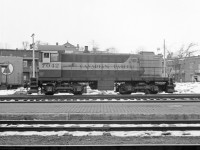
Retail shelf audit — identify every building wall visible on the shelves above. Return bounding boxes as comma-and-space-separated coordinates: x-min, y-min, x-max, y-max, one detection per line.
167, 56, 200, 82
0, 56, 23, 86
0, 49, 39, 82
184, 57, 200, 82
0, 49, 39, 58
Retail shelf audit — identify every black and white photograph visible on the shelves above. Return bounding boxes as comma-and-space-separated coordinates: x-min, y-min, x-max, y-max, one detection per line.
1, 0, 200, 149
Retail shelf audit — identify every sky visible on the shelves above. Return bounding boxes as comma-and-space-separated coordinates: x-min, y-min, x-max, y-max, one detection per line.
1, 0, 200, 54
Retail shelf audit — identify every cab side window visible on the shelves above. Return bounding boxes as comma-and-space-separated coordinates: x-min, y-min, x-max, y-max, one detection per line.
44, 53, 50, 58
51, 53, 58, 62
43, 53, 50, 63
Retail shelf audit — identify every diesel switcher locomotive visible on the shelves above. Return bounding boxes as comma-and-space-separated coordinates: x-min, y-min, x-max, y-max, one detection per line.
29, 49, 175, 95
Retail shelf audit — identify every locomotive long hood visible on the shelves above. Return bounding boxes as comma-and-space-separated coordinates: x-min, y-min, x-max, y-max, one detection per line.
61, 53, 140, 71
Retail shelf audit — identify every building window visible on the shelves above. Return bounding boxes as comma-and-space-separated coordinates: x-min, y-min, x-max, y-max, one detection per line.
23, 61, 27, 67
23, 75, 27, 81
189, 62, 194, 69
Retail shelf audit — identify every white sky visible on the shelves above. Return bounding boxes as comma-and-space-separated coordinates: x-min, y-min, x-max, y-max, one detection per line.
1, 0, 200, 54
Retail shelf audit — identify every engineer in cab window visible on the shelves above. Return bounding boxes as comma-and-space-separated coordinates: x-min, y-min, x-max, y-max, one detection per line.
44, 53, 49, 58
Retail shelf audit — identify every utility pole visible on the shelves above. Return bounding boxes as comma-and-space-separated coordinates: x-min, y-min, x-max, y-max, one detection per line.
31, 33, 35, 78
28, 33, 38, 94
163, 39, 166, 77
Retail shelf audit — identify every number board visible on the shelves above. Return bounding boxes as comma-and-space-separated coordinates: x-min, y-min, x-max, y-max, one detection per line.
39, 62, 61, 70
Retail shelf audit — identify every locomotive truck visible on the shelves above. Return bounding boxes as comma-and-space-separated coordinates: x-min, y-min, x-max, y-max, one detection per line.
29, 48, 175, 95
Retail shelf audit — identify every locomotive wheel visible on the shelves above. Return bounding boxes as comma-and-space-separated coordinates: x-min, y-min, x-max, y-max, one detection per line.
144, 89, 150, 94
73, 92, 83, 95
119, 87, 131, 95
119, 88, 126, 94
27, 92, 32, 94
150, 91, 158, 94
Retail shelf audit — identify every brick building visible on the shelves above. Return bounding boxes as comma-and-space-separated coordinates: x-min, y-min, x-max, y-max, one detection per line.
0, 49, 39, 82
166, 56, 200, 82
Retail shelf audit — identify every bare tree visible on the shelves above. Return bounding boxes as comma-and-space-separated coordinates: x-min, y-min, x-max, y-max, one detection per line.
177, 43, 197, 58
135, 46, 145, 54
185, 43, 197, 57
22, 41, 29, 50
106, 47, 118, 53
91, 40, 99, 52
167, 50, 173, 59
34, 40, 49, 50
79, 46, 85, 51
177, 45, 184, 58
93, 46, 99, 52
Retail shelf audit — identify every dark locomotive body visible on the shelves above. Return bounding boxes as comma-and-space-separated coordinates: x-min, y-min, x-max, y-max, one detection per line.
32, 50, 175, 95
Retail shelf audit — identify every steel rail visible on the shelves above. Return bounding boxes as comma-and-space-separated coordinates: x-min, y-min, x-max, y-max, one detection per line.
0, 145, 199, 150
1, 120, 200, 132
1, 126, 200, 132
1, 94, 200, 100
1, 100, 200, 103
1, 94, 200, 103
1, 120, 200, 124
1, 99, 200, 103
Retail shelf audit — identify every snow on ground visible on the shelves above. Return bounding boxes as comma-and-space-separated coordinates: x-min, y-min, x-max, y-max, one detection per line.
0, 82, 200, 95
1, 130, 200, 137
0, 87, 27, 95
174, 82, 200, 94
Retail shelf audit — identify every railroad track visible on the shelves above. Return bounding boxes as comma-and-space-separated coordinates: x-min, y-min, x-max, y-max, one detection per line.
1, 120, 200, 132
1, 94, 200, 102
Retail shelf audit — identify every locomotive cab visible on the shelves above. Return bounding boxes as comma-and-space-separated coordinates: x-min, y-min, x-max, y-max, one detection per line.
38, 51, 85, 95
42, 52, 51, 63
38, 51, 62, 95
